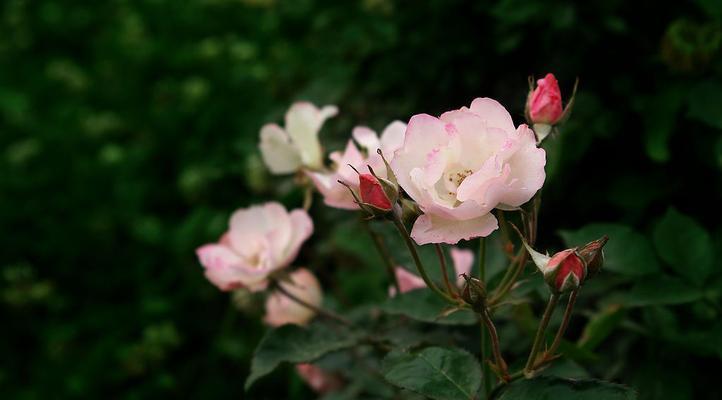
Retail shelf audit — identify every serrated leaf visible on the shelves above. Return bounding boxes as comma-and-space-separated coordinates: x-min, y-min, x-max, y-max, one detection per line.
381, 288, 477, 325
559, 224, 659, 276
382, 347, 481, 400
245, 322, 364, 390
653, 208, 713, 286
493, 376, 637, 399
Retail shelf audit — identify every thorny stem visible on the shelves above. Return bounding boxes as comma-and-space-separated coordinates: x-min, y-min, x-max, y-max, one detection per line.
478, 238, 493, 396
390, 214, 455, 303
524, 293, 560, 374
434, 244, 456, 297
544, 289, 579, 361
361, 218, 400, 294
272, 279, 353, 326
480, 308, 510, 381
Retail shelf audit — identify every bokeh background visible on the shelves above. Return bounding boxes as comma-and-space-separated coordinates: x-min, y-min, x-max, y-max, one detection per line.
2, 0, 722, 398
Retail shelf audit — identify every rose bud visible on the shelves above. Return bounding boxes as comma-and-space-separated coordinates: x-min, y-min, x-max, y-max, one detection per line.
359, 173, 393, 211
460, 273, 487, 313
577, 235, 608, 278
545, 249, 586, 293
523, 242, 587, 293
525, 73, 577, 143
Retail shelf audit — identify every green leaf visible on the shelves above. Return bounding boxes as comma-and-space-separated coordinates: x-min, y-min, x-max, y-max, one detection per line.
687, 80, 722, 129
493, 376, 637, 400
577, 305, 626, 351
381, 347, 481, 400
638, 87, 684, 162
618, 275, 704, 307
245, 322, 364, 390
559, 224, 659, 276
381, 289, 477, 325
653, 208, 713, 286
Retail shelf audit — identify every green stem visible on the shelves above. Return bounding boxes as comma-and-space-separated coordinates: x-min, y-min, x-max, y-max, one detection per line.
272, 279, 353, 326
390, 215, 454, 303
362, 218, 400, 294
524, 293, 559, 374
434, 244, 456, 297
489, 250, 527, 305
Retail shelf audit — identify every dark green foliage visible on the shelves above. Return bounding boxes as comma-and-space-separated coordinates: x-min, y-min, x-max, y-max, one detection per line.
1, 0, 722, 398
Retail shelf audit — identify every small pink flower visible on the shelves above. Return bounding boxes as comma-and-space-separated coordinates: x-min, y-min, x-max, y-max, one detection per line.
295, 363, 343, 394
307, 121, 406, 210
195, 202, 312, 291
264, 268, 322, 327
359, 174, 392, 211
390, 98, 546, 245
528, 73, 563, 125
389, 247, 474, 296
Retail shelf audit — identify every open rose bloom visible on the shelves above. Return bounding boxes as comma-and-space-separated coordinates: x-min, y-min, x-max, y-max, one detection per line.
391, 98, 546, 245
307, 121, 405, 210
259, 102, 338, 174
264, 268, 322, 327
195, 202, 313, 291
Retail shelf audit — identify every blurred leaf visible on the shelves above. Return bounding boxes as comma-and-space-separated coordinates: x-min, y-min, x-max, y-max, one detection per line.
559, 224, 660, 276
493, 376, 637, 400
687, 80, 722, 129
653, 208, 713, 285
381, 289, 477, 326
619, 275, 704, 307
245, 322, 364, 390
578, 305, 626, 351
638, 87, 684, 162
381, 347, 481, 400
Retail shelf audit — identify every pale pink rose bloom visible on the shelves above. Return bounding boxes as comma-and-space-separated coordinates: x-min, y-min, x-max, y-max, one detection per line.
528, 73, 563, 125
389, 247, 475, 296
391, 98, 546, 245
307, 121, 406, 210
264, 268, 323, 327
295, 363, 344, 394
195, 202, 313, 291
259, 102, 338, 174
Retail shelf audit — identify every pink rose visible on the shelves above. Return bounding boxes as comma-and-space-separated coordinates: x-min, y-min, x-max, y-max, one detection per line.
264, 268, 322, 327
195, 202, 313, 291
390, 98, 546, 245
307, 121, 406, 210
389, 247, 474, 296
259, 102, 338, 174
295, 363, 343, 394
528, 73, 563, 125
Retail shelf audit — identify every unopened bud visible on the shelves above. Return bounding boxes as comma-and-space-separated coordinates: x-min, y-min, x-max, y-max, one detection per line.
577, 235, 608, 278
545, 249, 586, 293
460, 274, 487, 312
359, 174, 392, 211
525, 73, 578, 143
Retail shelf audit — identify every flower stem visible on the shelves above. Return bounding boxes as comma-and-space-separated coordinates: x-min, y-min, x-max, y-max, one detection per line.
434, 244, 456, 297
390, 215, 454, 303
524, 293, 559, 374
480, 308, 509, 381
272, 279, 353, 326
362, 218, 400, 294
478, 238, 493, 396
545, 289, 579, 359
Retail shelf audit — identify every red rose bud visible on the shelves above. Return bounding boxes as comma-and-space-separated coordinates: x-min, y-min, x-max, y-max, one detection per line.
528, 73, 563, 125
545, 249, 586, 293
525, 73, 578, 143
359, 174, 392, 211
577, 235, 608, 278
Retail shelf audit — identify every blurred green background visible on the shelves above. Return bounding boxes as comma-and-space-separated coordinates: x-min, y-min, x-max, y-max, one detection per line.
2, 0, 722, 398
